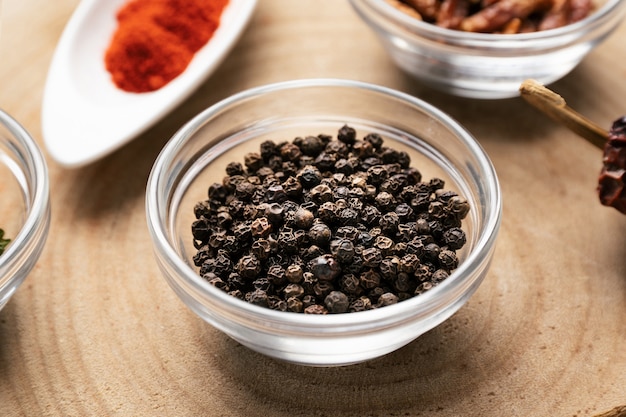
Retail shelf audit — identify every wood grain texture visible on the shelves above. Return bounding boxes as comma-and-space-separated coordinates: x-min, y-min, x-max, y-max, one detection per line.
1, 1, 626, 416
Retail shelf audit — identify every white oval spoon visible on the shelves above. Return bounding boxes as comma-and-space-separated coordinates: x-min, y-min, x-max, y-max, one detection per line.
42, 0, 257, 168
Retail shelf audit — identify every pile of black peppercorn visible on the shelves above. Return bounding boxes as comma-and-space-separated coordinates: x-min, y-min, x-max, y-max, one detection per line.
191, 125, 470, 314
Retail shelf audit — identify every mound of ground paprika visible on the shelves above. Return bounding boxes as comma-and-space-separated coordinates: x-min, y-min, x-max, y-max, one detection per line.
105, 0, 229, 93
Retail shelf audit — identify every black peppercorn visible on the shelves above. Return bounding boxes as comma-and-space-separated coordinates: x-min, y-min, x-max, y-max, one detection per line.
280, 143, 302, 162
251, 217, 272, 238
415, 281, 433, 295
285, 263, 304, 283
314, 152, 337, 172
377, 292, 399, 307
359, 269, 381, 289
309, 254, 341, 282
394, 272, 413, 293
349, 296, 372, 312
438, 249, 459, 270
442, 227, 467, 250
192, 125, 471, 313
432, 269, 449, 283
246, 289, 269, 307
225, 161, 244, 176
304, 304, 328, 314
298, 136, 324, 156
237, 255, 261, 279
338, 208, 359, 226
302, 245, 325, 261
308, 222, 332, 246
423, 242, 441, 262
379, 256, 400, 280
294, 207, 315, 229
318, 201, 339, 225
325, 291, 350, 313
308, 184, 333, 204
375, 191, 395, 211
362, 247, 382, 268
265, 184, 287, 203
364, 132, 383, 149
267, 264, 287, 286
337, 124, 357, 145
265, 203, 284, 225
191, 218, 212, 241
251, 238, 272, 260
374, 235, 395, 255
379, 212, 399, 235
283, 283, 305, 299
330, 238, 355, 264
287, 297, 304, 313
253, 277, 272, 292
296, 165, 322, 189
244, 152, 264, 172
339, 273, 361, 294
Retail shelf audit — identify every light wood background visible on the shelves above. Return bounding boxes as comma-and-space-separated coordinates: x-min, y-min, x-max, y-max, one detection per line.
1, 1, 626, 416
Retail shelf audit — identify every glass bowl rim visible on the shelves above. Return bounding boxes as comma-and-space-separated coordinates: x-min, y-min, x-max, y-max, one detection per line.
146, 78, 502, 328
349, 0, 625, 44
0, 108, 49, 272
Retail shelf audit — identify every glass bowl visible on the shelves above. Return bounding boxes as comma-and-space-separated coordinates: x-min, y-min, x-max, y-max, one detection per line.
349, 0, 626, 99
146, 79, 502, 366
0, 109, 51, 312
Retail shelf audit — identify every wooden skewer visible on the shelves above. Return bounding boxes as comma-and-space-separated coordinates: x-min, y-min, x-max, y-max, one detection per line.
519, 79, 608, 149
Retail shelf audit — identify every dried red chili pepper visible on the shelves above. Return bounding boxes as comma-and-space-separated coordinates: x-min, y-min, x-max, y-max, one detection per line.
598, 117, 626, 214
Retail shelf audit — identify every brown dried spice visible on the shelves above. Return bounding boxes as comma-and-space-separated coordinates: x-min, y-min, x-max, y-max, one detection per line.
389, 0, 594, 33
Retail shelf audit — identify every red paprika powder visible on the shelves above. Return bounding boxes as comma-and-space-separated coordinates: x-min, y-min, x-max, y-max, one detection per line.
105, 0, 229, 93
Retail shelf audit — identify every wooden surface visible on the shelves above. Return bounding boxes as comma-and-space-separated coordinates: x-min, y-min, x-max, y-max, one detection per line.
1, 1, 626, 416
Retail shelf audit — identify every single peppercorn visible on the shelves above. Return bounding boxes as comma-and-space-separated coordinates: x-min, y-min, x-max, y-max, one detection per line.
304, 304, 328, 315
325, 291, 350, 313
339, 273, 361, 294
294, 207, 315, 229
287, 297, 304, 313
350, 296, 372, 312
308, 222, 332, 246
377, 292, 399, 307
265, 203, 284, 224
283, 283, 305, 299
362, 247, 383, 268
360, 269, 381, 289
309, 254, 341, 281
246, 289, 269, 307
442, 227, 467, 250
337, 124, 357, 144
237, 255, 261, 279
330, 238, 356, 264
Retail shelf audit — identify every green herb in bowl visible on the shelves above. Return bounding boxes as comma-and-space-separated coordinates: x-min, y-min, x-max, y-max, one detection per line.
0, 229, 10, 255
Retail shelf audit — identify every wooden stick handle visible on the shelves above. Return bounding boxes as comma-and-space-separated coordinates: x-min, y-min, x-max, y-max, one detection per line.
519, 79, 608, 149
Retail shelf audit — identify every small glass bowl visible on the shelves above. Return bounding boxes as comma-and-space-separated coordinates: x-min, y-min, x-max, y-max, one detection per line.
349, 0, 626, 99
0, 109, 51, 312
146, 79, 502, 366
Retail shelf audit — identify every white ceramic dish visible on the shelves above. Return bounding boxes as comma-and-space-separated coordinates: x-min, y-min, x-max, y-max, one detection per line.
42, 0, 257, 168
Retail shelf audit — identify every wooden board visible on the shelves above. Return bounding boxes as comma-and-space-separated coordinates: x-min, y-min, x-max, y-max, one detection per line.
1, 1, 625, 416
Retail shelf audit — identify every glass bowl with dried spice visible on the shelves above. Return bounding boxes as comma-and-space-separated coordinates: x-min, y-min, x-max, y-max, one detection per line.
146, 79, 501, 366
349, 0, 626, 99
0, 109, 51, 312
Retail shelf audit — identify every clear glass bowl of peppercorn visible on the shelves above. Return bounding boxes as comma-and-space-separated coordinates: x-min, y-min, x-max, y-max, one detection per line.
146, 78, 501, 366
349, 0, 626, 99
0, 109, 51, 312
